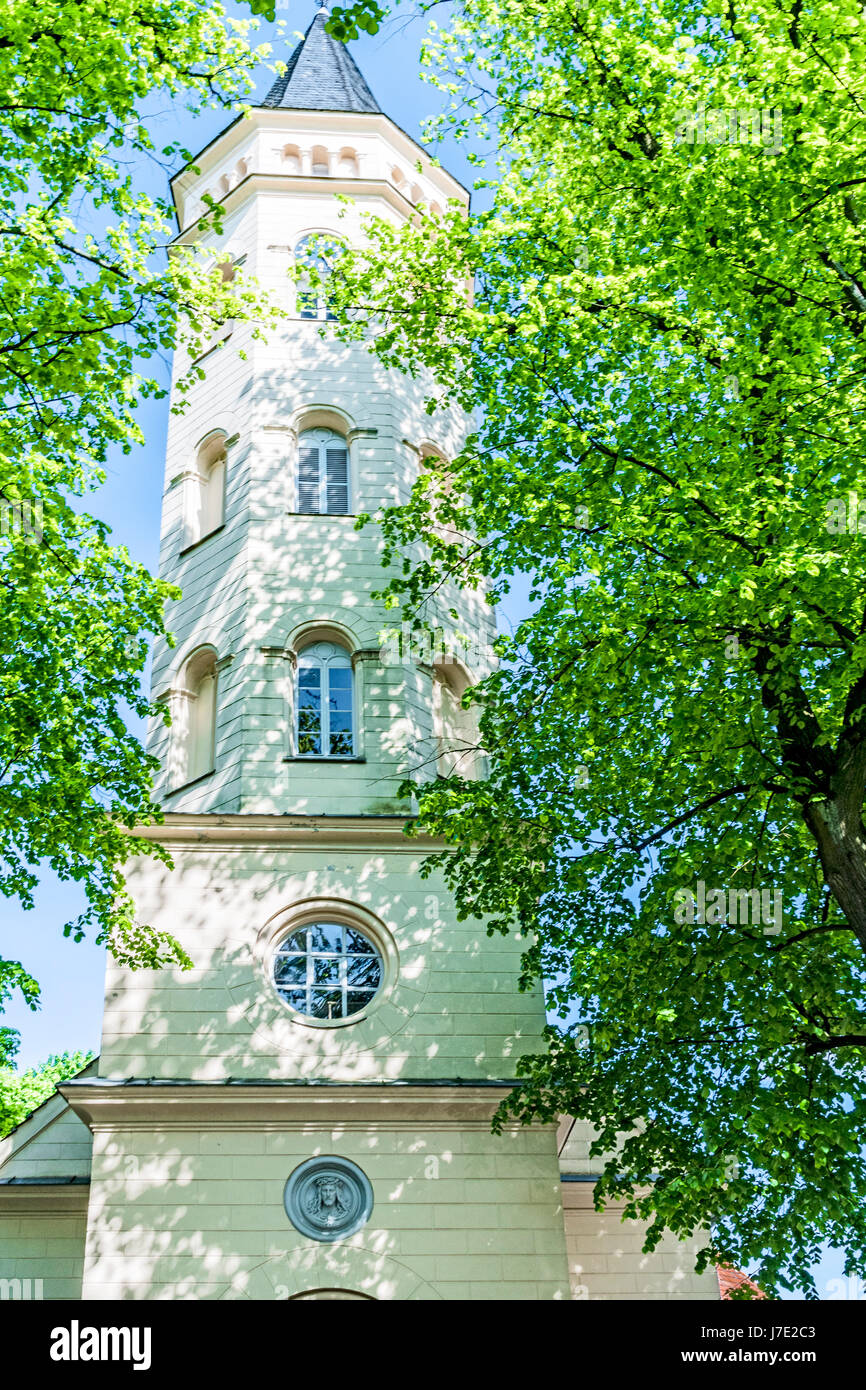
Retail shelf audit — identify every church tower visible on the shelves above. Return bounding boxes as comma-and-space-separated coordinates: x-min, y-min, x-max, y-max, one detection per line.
59, 9, 572, 1301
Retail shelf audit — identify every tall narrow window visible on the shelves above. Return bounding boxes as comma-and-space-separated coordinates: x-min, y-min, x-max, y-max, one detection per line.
296, 641, 354, 757
294, 234, 341, 320
433, 662, 479, 778
296, 428, 350, 514
187, 431, 227, 546
173, 646, 218, 786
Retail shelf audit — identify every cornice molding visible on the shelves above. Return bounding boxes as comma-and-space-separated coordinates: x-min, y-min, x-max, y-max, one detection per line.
0, 1092, 69, 1169
124, 812, 444, 852
170, 108, 469, 202
175, 175, 425, 244
0, 1182, 90, 1211
60, 1081, 530, 1132
351, 647, 383, 668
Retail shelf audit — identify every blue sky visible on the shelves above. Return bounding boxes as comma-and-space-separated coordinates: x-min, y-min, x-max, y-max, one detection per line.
0, 1, 853, 1300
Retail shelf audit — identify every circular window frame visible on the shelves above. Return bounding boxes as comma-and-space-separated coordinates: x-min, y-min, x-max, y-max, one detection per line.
272, 921, 383, 1025
257, 898, 399, 1030
284, 1156, 374, 1243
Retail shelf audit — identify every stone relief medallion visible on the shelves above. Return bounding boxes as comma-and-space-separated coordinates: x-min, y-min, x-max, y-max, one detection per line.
284, 1157, 374, 1242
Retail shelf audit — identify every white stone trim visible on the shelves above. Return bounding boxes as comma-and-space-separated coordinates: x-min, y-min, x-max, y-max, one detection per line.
123, 812, 445, 851
60, 1082, 524, 1131
256, 897, 400, 1032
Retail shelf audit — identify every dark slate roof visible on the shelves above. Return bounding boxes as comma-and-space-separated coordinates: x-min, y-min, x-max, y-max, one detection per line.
61, 1077, 517, 1087
0, 1176, 90, 1186
261, 7, 381, 115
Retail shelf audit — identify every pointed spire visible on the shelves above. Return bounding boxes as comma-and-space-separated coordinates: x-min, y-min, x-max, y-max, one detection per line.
261, 5, 381, 115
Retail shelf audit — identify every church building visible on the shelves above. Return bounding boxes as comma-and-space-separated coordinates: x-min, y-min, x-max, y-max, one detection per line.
0, 8, 718, 1302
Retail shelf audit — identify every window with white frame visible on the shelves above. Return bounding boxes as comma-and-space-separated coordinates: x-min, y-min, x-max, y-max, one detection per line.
172, 646, 218, 786
187, 431, 227, 545
419, 443, 463, 545
296, 640, 354, 757
433, 661, 479, 778
294, 234, 341, 320
273, 922, 382, 1020
296, 428, 350, 514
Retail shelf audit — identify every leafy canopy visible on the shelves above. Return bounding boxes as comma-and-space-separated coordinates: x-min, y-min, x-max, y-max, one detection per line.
0, 1, 275, 1039
323, 0, 866, 1296
0, 1047, 93, 1139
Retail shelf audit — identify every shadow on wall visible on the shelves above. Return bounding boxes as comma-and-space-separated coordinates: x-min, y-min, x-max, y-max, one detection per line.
84, 1108, 566, 1300
80, 841, 560, 1298
151, 332, 492, 817
114, 844, 538, 1085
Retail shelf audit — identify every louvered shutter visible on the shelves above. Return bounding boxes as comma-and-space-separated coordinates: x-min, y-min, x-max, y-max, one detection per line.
297, 447, 320, 512
325, 447, 349, 514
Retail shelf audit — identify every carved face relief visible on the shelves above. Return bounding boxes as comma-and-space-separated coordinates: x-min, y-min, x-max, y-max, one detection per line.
305, 1176, 350, 1224
285, 1158, 374, 1242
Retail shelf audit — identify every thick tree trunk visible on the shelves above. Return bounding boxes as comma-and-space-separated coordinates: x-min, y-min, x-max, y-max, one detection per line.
804, 796, 866, 959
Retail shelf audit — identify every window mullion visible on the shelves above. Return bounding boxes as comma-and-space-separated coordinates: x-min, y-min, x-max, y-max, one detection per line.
306, 930, 313, 1015
273, 922, 381, 1020
340, 927, 347, 1015
319, 443, 328, 513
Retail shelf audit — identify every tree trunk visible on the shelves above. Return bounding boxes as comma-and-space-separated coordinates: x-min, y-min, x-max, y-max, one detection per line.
804, 796, 866, 958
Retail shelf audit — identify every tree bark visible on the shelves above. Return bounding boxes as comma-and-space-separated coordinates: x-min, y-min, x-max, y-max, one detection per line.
803, 777, 866, 959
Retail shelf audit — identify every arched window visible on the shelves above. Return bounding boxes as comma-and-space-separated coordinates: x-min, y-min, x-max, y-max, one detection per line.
296, 428, 350, 514
296, 640, 354, 757
291, 1289, 375, 1300
188, 256, 238, 367
294, 234, 342, 320
173, 646, 218, 786
282, 143, 302, 173
433, 662, 479, 778
311, 145, 330, 175
337, 147, 358, 176
419, 442, 461, 545
187, 431, 227, 545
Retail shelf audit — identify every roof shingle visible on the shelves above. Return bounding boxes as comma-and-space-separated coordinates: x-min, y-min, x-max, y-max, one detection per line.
717, 1266, 767, 1299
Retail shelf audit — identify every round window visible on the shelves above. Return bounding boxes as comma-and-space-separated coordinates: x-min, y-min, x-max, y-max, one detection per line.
273, 922, 383, 1020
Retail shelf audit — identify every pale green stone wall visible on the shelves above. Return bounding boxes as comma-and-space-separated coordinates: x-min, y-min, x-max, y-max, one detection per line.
81, 1121, 570, 1301
0, 1099, 93, 1300
0, 1197, 88, 1301
106, 839, 543, 1083
563, 1182, 720, 1301
149, 155, 493, 822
